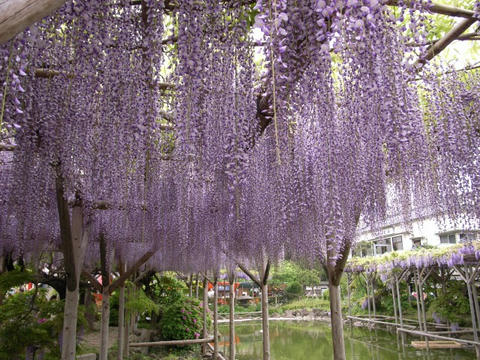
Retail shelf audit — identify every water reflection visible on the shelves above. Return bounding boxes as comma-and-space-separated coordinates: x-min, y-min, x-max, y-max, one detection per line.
219, 321, 474, 360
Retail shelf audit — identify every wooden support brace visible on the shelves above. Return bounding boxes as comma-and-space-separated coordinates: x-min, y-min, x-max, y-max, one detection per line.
109, 249, 156, 293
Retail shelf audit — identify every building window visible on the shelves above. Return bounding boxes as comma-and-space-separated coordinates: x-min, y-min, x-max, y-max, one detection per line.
459, 232, 477, 243
392, 235, 403, 251
353, 242, 373, 257
374, 238, 391, 255
440, 233, 456, 244
412, 237, 423, 248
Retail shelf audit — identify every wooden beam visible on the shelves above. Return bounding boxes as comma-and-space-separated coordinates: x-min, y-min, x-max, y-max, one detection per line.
262, 259, 270, 285
82, 270, 102, 292
0, 143, 15, 151
130, 337, 214, 347
34, 68, 176, 92
237, 262, 261, 287
0, 0, 68, 45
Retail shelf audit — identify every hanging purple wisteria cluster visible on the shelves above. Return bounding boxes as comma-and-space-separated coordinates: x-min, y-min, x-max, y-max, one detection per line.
346, 243, 480, 278
0, 0, 479, 276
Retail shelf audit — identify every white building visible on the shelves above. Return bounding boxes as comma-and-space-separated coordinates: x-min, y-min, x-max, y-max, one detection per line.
354, 215, 480, 257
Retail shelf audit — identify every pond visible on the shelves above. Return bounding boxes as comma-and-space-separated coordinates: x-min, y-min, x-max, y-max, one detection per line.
218, 320, 475, 360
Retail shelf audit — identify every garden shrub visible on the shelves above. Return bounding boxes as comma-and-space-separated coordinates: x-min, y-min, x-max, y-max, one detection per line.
429, 281, 470, 325
285, 282, 303, 299
159, 297, 207, 341
0, 288, 65, 360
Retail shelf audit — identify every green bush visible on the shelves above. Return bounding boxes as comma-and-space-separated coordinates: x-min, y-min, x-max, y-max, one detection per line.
159, 298, 206, 341
429, 281, 470, 324
286, 282, 303, 295
152, 275, 187, 308
0, 288, 65, 360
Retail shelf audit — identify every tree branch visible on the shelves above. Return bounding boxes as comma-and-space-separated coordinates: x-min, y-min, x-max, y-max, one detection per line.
0, 0, 68, 45
417, 17, 477, 66
386, 0, 475, 19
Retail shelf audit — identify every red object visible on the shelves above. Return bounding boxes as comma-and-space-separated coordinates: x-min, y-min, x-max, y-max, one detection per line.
207, 281, 240, 291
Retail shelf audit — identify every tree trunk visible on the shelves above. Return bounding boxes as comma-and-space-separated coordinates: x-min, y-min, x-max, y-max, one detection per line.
61, 285, 80, 360
61, 206, 88, 360
99, 288, 110, 360
117, 281, 126, 360
202, 276, 209, 356
329, 282, 346, 360
261, 283, 270, 360
229, 275, 236, 360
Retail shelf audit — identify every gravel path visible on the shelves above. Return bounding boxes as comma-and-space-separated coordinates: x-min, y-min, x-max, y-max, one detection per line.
81, 326, 119, 351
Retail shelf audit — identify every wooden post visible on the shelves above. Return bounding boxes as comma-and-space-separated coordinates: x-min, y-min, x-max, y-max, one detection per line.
347, 273, 352, 318
261, 260, 271, 360
117, 263, 126, 360
237, 259, 271, 360
396, 274, 404, 327
371, 274, 376, 318
328, 281, 345, 360
202, 276, 209, 356
414, 273, 423, 331
418, 269, 430, 334
213, 274, 219, 359
189, 274, 193, 297
363, 274, 371, 320
456, 265, 480, 359
229, 272, 236, 360
391, 278, 398, 324
99, 235, 112, 360
195, 273, 200, 299
470, 266, 480, 335
100, 288, 111, 360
